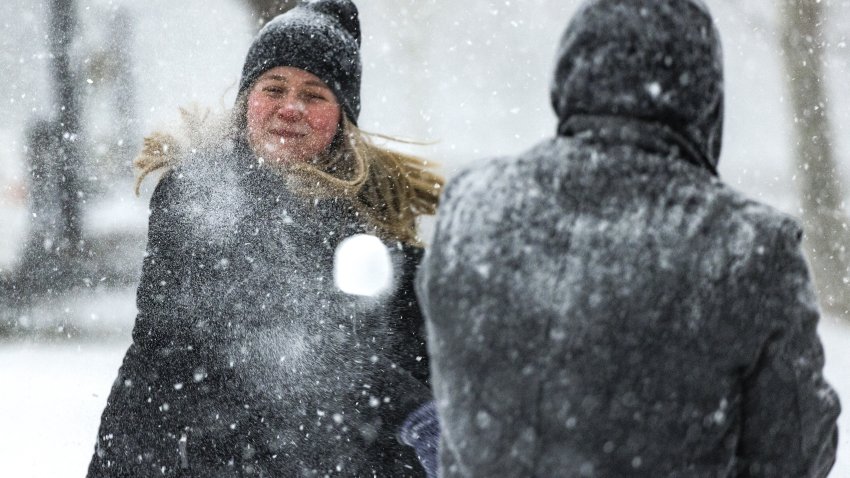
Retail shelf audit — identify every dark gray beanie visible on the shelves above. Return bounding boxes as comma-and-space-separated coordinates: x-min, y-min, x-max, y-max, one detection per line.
238, 0, 362, 124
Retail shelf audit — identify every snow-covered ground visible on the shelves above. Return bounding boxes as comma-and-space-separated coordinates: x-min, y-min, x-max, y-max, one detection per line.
0, 339, 129, 477
0, 317, 847, 477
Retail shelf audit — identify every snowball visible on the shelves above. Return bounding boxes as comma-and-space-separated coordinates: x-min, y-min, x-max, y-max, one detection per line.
333, 234, 393, 297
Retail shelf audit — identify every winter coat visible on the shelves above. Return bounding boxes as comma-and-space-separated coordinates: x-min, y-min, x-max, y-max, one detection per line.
87, 140, 431, 478
416, 0, 840, 477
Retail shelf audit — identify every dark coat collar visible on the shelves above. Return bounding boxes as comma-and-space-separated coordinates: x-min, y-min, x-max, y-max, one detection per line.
559, 114, 719, 176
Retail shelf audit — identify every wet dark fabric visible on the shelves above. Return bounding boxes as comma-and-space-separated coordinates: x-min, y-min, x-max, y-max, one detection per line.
239, 0, 362, 124
87, 143, 430, 477
417, 1, 840, 477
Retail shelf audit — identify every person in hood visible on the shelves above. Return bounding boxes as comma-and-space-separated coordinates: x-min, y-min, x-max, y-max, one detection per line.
87, 1, 442, 476
412, 0, 841, 476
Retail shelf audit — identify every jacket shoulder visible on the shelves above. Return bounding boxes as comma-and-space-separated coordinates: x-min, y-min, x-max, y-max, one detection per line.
441, 138, 564, 210
711, 183, 803, 246
441, 156, 514, 204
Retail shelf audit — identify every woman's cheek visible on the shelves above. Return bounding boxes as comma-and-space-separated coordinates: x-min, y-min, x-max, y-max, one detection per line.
309, 105, 341, 133
247, 96, 274, 125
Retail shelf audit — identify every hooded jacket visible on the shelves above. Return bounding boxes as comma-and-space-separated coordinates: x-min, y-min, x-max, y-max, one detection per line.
87, 139, 430, 477
417, 1, 840, 476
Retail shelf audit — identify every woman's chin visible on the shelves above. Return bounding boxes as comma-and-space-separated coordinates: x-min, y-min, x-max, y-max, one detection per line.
257, 146, 309, 166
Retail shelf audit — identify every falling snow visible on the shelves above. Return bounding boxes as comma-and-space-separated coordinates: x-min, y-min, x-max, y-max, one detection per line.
1, 0, 849, 476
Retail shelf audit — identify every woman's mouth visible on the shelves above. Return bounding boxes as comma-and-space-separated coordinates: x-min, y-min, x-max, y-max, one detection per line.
270, 128, 309, 139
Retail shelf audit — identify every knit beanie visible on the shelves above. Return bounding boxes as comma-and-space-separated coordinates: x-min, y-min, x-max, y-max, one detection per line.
238, 0, 362, 124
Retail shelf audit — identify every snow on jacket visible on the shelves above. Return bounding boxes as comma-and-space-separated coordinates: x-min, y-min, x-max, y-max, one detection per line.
416, 0, 840, 477
87, 140, 431, 477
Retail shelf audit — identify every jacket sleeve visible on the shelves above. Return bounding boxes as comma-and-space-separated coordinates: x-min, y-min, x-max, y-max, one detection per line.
373, 244, 433, 430
131, 171, 183, 350
365, 274, 433, 478
736, 220, 841, 478
88, 172, 186, 476
391, 245, 431, 385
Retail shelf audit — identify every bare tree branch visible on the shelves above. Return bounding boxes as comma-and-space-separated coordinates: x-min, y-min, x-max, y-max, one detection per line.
48, 0, 84, 251
780, 0, 850, 320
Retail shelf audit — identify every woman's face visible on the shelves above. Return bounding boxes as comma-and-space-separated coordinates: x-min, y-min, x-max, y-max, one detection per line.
246, 66, 342, 164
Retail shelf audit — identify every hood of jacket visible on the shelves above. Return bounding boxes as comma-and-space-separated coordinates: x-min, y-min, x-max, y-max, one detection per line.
551, 0, 724, 174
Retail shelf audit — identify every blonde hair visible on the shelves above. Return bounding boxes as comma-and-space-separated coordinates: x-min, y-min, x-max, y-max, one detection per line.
134, 106, 443, 245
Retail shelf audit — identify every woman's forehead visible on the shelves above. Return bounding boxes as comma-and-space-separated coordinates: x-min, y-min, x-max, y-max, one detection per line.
256, 66, 331, 89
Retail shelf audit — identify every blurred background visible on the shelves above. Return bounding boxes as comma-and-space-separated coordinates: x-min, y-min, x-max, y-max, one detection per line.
0, 0, 848, 475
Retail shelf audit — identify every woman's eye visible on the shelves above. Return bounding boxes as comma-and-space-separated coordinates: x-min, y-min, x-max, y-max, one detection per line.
304, 92, 327, 102
264, 86, 284, 95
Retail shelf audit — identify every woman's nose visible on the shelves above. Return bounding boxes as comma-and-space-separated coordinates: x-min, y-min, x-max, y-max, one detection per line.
277, 96, 305, 121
